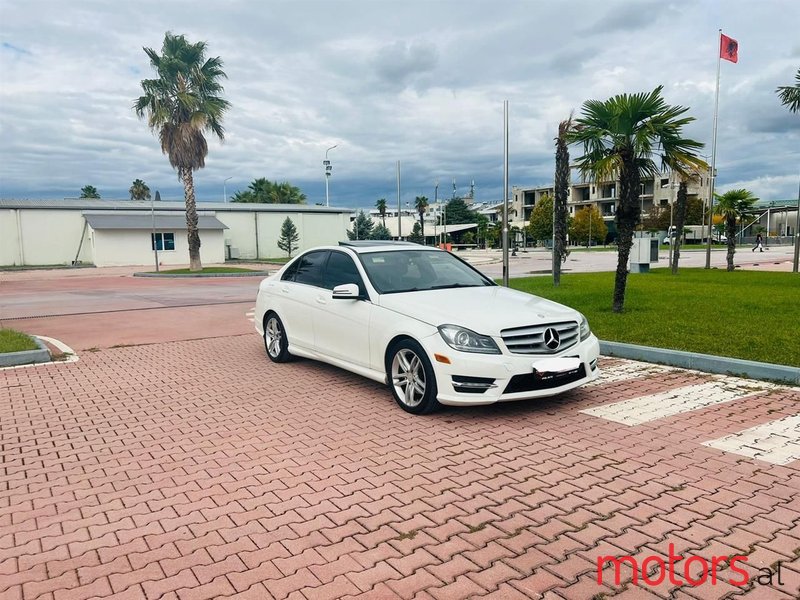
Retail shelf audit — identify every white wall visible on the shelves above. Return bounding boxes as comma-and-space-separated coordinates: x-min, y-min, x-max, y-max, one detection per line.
91, 229, 225, 267
215, 211, 349, 259
0, 207, 349, 266
0, 209, 92, 266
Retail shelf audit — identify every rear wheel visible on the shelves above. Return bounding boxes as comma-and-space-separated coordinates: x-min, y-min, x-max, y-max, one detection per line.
386, 339, 439, 415
264, 313, 291, 363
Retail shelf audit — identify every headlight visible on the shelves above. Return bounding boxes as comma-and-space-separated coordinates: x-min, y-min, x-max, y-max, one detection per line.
579, 313, 591, 341
438, 324, 501, 354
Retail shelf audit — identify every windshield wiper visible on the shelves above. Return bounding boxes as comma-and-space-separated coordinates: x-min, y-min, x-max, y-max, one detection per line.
428, 283, 483, 290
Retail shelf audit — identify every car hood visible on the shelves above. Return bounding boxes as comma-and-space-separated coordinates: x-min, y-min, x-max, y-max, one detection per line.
378, 286, 581, 335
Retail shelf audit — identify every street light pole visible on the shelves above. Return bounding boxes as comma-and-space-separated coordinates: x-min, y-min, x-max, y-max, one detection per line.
223, 177, 232, 203
324, 145, 337, 207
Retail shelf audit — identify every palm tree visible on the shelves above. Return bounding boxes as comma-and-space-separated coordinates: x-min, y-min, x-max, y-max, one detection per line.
129, 179, 151, 201
80, 185, 100, 199
133, 32, 230, 271
671, 179, 689, 275
553, 114, 574, 286
776, 68, 800, 113
714, 189, 758, 271
376, 198, 387, 227
566, 86, 705, 312
414, 196, 429, 243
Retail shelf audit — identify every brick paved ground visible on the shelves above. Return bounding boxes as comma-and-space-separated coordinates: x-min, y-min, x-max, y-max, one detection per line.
2, 336, 799, 599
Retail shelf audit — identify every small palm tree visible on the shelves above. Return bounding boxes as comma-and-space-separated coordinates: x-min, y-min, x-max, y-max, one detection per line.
134, 32, 230, 271
714, 189, 758, 271
376, 198, 387, 227
129, 179, 151, 201
414, 196, 429, 243
776, 68, 800, 113
80, 185, 100, 199
566, 86, 705, 312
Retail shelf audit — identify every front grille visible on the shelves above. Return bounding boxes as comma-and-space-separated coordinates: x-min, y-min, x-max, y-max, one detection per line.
500, 321, 579, 354
504, 364, 586, 394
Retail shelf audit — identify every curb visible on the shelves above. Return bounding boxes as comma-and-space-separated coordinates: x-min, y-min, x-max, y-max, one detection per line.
0, 335, 51, 367
133, 271, 270, 278
600, 340, 800, 385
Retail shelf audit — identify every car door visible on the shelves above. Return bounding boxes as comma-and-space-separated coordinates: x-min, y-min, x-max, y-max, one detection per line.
278, 250, 329, 351
313, 250, 373, 367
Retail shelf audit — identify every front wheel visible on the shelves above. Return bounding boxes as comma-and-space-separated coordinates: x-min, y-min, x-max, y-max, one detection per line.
386, 339, 440, 415
264, 313, 291, 363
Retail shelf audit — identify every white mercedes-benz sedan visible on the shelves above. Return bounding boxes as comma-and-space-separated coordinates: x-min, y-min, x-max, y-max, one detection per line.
254, 241, 600, 414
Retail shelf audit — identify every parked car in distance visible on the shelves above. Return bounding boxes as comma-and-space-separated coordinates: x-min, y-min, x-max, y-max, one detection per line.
254, 241, 600, 414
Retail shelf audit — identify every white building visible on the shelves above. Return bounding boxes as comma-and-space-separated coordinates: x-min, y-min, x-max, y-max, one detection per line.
0, 199, 351, 267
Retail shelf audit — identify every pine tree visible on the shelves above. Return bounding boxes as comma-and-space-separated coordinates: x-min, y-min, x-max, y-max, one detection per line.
408, 222, 424, 244
371, 224, 392, 240
277, 217, 300, 257
347, 210, 375, 240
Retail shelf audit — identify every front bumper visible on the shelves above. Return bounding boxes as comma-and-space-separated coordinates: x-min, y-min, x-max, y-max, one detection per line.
423, 332, 601, 406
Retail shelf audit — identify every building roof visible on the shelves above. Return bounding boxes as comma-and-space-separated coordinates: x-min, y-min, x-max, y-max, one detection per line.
0, 198, 353, 213
84, 214, 227, 231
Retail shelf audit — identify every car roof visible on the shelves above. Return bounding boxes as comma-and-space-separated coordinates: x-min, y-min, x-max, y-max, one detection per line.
336, 241, 442, 254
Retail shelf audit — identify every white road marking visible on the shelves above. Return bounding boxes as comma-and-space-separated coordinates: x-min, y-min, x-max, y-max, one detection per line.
580, 379, 770, 426
702, 415, 800, 465
584, 360, 675, 387
0, 335, 79, 371
246, 307, 255, 323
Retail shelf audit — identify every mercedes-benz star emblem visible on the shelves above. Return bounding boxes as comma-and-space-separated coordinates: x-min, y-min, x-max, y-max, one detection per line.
543, 327, 560, 350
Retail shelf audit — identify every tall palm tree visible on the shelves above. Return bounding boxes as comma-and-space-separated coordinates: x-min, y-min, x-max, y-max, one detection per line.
553, 114, 574, 287
714, 189, 758, 272
376, 198, 387, 227
133, 32, 230, 271
414, 196, 429, 243
566, 86, 705, 312
129, 179, 151, 201
776, 68, 800, 113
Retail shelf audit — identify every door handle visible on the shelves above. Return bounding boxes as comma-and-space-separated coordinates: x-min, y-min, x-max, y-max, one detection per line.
281, 287, 290, 294
315, 296, 327, 305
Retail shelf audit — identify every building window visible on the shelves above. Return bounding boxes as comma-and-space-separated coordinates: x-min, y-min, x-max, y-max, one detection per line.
151, 232, 175, 251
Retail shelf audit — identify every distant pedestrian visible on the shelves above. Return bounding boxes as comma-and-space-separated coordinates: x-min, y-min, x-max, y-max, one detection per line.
752, 233, 764, 252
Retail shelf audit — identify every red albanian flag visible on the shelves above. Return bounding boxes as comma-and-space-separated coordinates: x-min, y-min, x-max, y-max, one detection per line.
720, 33, 738, 63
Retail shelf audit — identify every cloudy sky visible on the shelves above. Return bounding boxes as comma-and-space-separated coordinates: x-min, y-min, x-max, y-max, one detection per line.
1, 0, 798, 209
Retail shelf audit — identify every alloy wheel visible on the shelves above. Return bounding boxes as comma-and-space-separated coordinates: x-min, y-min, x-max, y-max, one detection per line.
391, 348, 426, 408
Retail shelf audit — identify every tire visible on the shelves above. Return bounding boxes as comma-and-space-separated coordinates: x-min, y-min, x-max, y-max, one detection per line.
386, 339, 440, 415
263, 313, 291, 363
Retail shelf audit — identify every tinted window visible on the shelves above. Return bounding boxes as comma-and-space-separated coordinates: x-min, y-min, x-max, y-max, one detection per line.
324, 252, 366, 295
359, 250, 494, 294
281, 259, 300, 281
292, 251, 328, 287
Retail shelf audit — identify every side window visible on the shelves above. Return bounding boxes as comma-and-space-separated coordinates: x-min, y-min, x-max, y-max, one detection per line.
324, 252, 366, 295
292, 251, 328, 287
281, 259, 300, 282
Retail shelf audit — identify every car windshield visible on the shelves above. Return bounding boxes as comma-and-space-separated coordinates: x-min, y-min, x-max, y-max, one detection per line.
359, 249, 495, 294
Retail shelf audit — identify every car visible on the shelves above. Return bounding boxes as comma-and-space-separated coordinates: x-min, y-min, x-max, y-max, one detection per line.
254, 241, 600, 414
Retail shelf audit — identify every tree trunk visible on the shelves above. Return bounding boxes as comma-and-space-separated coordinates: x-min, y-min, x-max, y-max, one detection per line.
181, 167, 203, 272
612, 158, 640, 313
726, 215, 736, 271
671, 181, 688, 275
419, 213, 425, 243
553, 137, 570, 287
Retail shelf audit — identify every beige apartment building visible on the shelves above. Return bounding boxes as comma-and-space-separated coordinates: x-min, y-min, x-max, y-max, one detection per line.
511, 168, 713, 240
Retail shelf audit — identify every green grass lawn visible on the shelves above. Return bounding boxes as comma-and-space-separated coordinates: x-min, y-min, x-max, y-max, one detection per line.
0, 329, 39, 353
508, 268, 800, 367
149, 267, 262, 274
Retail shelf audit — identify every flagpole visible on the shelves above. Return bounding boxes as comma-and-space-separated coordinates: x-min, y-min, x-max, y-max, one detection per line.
705, 29, 723, 269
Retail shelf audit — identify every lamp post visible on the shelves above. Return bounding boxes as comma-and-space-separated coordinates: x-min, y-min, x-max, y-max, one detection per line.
223, 177, 232, 203
324, 145, 337, 207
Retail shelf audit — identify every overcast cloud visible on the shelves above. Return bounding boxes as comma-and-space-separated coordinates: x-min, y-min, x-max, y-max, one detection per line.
1, 0, 798, 208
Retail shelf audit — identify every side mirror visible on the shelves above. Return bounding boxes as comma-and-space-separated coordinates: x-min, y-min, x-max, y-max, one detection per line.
332, 283, 360, 300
